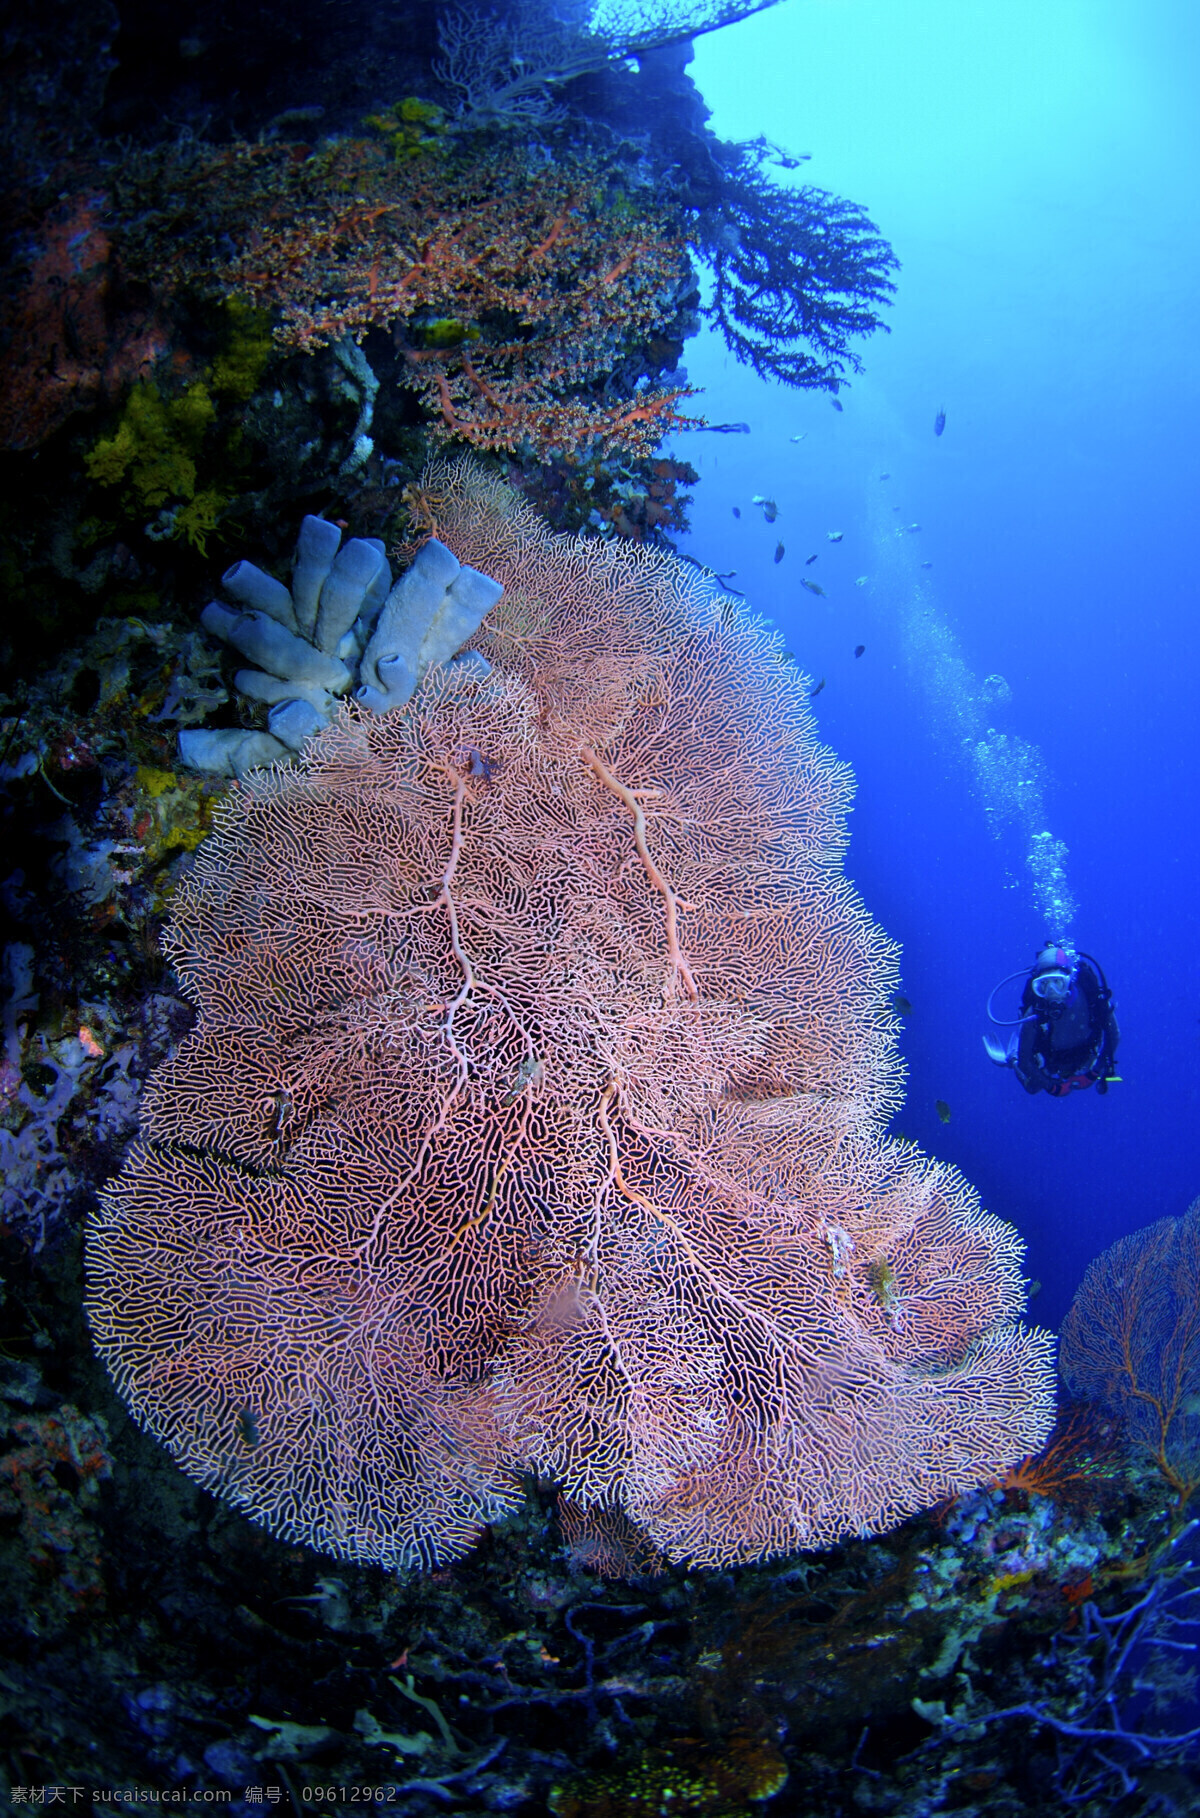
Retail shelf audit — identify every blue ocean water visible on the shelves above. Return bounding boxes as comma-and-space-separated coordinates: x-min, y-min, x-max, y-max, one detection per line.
671, 0, 1200, 1333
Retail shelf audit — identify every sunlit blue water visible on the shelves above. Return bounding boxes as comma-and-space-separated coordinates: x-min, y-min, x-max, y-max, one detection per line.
671, 0, 1200, 1331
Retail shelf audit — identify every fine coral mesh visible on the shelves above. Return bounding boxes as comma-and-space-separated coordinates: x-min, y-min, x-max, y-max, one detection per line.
87, 457, 1054, 1570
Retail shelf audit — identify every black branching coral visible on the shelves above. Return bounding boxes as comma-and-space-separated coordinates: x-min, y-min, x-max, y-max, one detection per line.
703, 138, 900, 393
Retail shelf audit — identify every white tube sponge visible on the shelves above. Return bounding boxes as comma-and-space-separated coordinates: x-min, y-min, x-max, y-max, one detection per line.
314, 538, 390, 655
291, 515, 342, 639
221, 561, 298, 632
357, 539, 502, 715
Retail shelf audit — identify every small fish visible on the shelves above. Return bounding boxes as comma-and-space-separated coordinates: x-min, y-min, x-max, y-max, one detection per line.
463, 745, 499, 782
732, 506, 741, 518
500, 1055, 544, 1106
236, 1405, 261, 1449
854, 576, 868, 587
789, 432, 807, 442
854, 644, 865, 658
1026, 1279, 1043, 1301
827, 530, 844, 543
266, 1087, 292, 1142
868, 1256, 900, 1318
800, 577, 825, 596
809, 677, 826, 698
879, 472, 891, 480
831, 398, 843, 412
774, 542, 785, 564
892, 994, 912, 1016
702, 421, 751, 434
920, 561, 933, 569
935, 1098, 951, 1124
934, 407, 946, 436
904, 523, 921, 533
763, 501, 778, 523
805, 553, 818, 565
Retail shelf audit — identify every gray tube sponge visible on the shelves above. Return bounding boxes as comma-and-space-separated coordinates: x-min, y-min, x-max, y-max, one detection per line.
440, 650, 493, 684
414, 566, 504, 680
182, 515, 504, 773
221, 561, 298, 632
177, 729, 290, 776
232, 669, 336, 717
314, 539, 390, 655
291, 516, 342, 639
268, 699, 326, 751
357, 539, 475, 714
199, 604, 351, 693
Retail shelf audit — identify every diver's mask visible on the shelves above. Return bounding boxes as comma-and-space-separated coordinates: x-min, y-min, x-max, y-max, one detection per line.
1032, 967, 1073, 1005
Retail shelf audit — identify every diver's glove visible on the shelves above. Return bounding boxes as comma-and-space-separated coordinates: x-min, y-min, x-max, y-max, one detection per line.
982, 1034, 1013, 1067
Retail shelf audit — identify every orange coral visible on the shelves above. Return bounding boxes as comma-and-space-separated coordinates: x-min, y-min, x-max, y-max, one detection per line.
0, 191, 166, 451
87, 459, 1054, 1572
994, 1403, 1121, 1505
0, 1402, 113, 1629
110, 138, 696, 461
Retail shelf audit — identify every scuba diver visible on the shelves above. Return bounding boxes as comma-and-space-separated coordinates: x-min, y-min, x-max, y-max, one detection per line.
983, 943, 1120, 1097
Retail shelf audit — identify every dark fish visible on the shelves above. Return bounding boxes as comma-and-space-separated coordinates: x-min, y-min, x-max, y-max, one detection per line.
892, 994, 912, 1015
879, 472, 891, 480
854, 644, 865, 658
500, 1055, 543, 1106
774, 542, 785, 564
831, 398, 843, 412
809, 678, 826, 698
732, 506, 741, 518
266, 1087, 292, 1142
934, 407, 946, 436
920, 561, 933, 569
701, 421, 751, 434
1026, 1278, 1042, 1300
236, 1405, 261, 1449
805, 553, 818, 565
800, 577, 825, 596
464, 745, 499, 782
763, 501, 778, 523
935, 1098, 951, 1124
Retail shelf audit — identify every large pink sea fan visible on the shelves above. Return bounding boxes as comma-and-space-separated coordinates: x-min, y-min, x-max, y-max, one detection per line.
86, 459, 1054, 1570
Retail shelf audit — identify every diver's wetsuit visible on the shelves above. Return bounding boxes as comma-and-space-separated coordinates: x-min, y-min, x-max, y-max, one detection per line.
1013, 957, 1120, 1096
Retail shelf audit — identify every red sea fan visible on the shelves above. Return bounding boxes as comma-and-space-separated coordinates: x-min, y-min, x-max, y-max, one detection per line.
86, 459, 1054, 1570
1060, 1194, 1200, 1509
